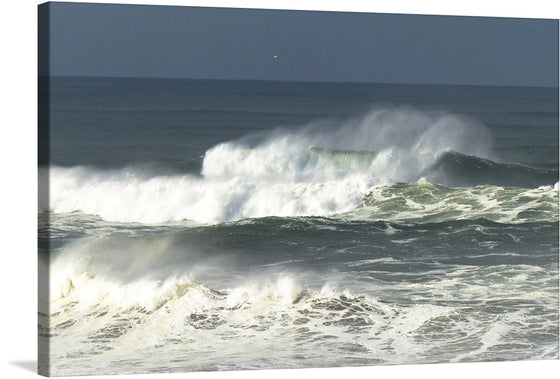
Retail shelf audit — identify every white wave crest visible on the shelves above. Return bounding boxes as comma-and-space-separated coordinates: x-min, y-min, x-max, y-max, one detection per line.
43, 108, 494, 224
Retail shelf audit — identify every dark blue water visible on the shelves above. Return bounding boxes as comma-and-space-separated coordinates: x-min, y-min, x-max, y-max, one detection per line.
39, 77, 558, 376
46, 77, 558, 168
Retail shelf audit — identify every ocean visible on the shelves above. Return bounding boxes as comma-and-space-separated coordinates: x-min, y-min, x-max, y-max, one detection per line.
38, 77, 559, 376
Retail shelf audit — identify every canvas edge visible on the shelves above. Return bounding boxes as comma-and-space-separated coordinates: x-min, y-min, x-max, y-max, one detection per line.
38, 2, 51, 377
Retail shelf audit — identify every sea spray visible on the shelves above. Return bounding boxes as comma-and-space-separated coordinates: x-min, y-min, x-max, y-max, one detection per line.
41, 77, 559, 376
44, 108, 505, 224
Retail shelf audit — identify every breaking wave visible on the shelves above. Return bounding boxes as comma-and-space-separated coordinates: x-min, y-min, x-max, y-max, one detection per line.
357, 179, 558, 224
427, 151, 558, 188
40, 108, 558, 224
41, 235, 559, 375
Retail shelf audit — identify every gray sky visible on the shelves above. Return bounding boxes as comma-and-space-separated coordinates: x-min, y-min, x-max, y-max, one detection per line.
45, 2, 558, 86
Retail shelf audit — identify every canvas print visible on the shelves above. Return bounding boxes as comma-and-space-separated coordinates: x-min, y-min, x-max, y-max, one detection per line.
38, 2, 559, 376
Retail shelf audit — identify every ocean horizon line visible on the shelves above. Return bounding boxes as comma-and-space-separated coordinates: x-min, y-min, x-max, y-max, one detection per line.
42, 74, 560, 90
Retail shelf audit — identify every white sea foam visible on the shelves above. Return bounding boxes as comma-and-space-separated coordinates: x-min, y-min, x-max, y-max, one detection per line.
357, 180, 559, 224
42, 108, 556, 224
45, 253, 559, 375
40, 109, 558, 226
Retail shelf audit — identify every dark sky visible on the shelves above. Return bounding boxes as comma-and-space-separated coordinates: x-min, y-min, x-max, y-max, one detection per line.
45, 2, 559, 86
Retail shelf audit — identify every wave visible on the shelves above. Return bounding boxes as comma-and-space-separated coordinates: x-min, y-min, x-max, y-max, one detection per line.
45, 158, 205, 178
426, 151, 558, 188
357, 179, 558, 224
306, 149, 558, 188
40, 108, 558, 224
42, 238, 559, 374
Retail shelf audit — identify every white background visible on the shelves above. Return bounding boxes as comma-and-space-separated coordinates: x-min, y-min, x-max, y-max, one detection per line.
0, 1, 558, 378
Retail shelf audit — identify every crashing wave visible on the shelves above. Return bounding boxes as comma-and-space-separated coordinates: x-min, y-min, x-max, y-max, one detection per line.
40, 108, 558, 224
